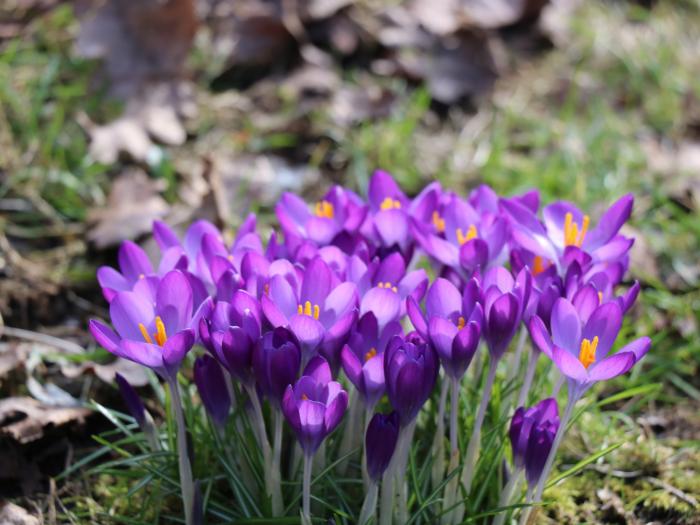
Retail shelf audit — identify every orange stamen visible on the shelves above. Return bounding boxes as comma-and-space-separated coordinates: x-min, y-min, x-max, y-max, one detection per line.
456, 316, 466, 330
365, 347, 377, 362
432, 211, 445, 233
578, 336, 598, 369
456, 225, 478, 245
154, 316, 168, 346
314, 200, 334, 219
138, 323, 153, 344
379, 197, 402, 211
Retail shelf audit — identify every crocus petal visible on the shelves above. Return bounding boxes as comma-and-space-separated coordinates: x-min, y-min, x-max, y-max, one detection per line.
97, 267, 129, 299
450, 322, 480, 378
307, 217, 339, 245
324, 387, 348, 435
267, 274, 298, 320
528, 316, 553, 357
582, 302, 622, 360
156, 271, 193, 335
110, 292, 155, 341
374, 209, 408, 249
290, 314, 324, 349
118, 241, 154, 282
362, 355, 385, 405
585, 194, 633, 250
153, 220, 180, 250
588, 352, 635, 381
369, 170, 406, 209
552, 345, 588, 382
459, 238, 489, 273
119, 340, 165, 370
304, 356, 333, 384
375, 252, 406, 286
162, 329, 195, 371
616, 336, 651, 362
428, 317, 458, 364
89, 320, 121, 354
322, 282, 358, 326
282, 386, 302, 435
406, 296, 428, 340
298, 399, 326, 453
551, 299, 581, 356
543, 201, 584, 249
361, 287, 401, 330
426, 278, 462, 320
184, 220, 221, 260
301, 257, 332, 306
341, 344, 362, 386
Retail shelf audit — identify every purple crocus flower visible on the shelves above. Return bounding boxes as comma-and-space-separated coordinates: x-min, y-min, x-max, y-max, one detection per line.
97, 241, 154, 302
89, 270, 206, 380
199, 291, 262, 384
340, 312, 402, 408
115, 372, 146, 425
407, 277, 483, 380
528, 298, 650, 396
481, 267, 532, 360
384, 333, 439, 426
276, 186, 368, 248
194, 355, 231, 429
502, 195, 635, 275
282, 356, 348, 455
365, 411, 400, 482
253, 327, 302, 407
350, 252, 428, 330
261, 256, 358, 364
413, 192, 508, 276
509, 398, 560, 486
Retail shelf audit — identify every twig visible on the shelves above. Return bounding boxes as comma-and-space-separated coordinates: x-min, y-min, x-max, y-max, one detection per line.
1, 325, 84, 354
645, 476, 698, 507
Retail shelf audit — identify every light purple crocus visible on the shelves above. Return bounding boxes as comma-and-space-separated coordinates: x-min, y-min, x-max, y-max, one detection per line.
276, 185, 368, 248
502, 195, 635, 276
282, 356, 348, 455
349, 252, 428, 330
413, 192, 508, 276
261, 256, 358, 365
407, 277, 483, 379
89, 270, 208, 380
199, 290, 262, 384
529, 298, 650, 397
340, 312, 402, 408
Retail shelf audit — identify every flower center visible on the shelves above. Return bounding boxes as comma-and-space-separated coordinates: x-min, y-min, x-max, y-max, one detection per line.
138, 316, 168, 347
456, 316, 466, 330
532, 255, 550, 276
432, 211, 445, 233
578, 336, 598, 369
314, 200, 334, 219
379, 197, 402, 211
365, 347, 377, 362
297, 300, 320, 320
456, 225, 478, 245
301, 393, 309, 400
377, 282, 398, 293
597, 291, 603, 304
563, 212, 590, 247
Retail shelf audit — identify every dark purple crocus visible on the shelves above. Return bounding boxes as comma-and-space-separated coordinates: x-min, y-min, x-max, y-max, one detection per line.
350, 252, 428, 330
340, 312, 402, 408
276, 186, 367, 248
253, 327, 302, 407
194, 355, 231, 429
407, 277, 483, 380
384, 333, 439, 426
262, 256, 358, 363
413, 192, 508, 276
282, 356, 348, 455
199, 291, 262, 384
365, 411, 400, 482
115, 372, 146, 425
529, 298, 650, 397
509, 398, 560, 486
89, 270, 207, 380
481, 266, 532, 361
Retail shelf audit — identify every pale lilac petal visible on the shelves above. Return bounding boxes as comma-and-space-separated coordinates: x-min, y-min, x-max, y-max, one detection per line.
156, 271, 193, 335
552, 345, 588, 382
585, 194, 633, 250
361, 287, 401, 330
551, 299, 581, 355
268, 275, 298, 320
290, 314, 324, 349
301, 257, 332, 306
110, 292, 155, 341
582, 302, 622, 359
374, 209, 408, 249
528, 316, 553, 358
89, 320, 121, 354
428, 317, 458, 362
588, 352, 635, 381
617, 337, 651, 362
426, 278, 461, 319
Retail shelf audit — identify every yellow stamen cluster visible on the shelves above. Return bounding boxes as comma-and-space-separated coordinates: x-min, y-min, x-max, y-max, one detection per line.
533, 256, 547, 276
365, 347, 377, 362
578, 336, 598, 369
138, 315, 168, 347
297, 300, 320, 320
138, 274, 146, 280
301, 393, 309, 400
456, 225, 478, 245
456, 316, 466, 330
378, 282, 398, 293
563, 212, 590, 247
432, 211, 445, 233
314, 200, 334, 219
597, 291, 603, 304
379, 197, 402, 211
264, 283, 270, 296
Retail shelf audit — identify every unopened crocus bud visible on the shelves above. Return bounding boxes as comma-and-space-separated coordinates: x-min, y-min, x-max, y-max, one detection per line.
253, 327, 302, 407
365, 411, 400, 482
509, 398, 559, 487
115, 373, 146, 425
194, 355, 231, 428
383, 333, 439, 426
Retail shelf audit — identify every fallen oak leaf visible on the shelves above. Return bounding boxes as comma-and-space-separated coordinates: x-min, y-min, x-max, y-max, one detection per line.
0, 397, 91, 445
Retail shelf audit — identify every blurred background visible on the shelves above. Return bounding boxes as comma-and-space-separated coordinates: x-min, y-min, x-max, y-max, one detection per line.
0, 0, 699, 523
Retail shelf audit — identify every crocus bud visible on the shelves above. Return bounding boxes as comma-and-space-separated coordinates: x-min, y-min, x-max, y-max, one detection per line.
194, 355, 231, 428
254, 327, 301, 407
115, 373, 146, 425
383, 333, 439, 426
365, 411, 400, 482
509, 398, 559, 487
282, 356, 348, 455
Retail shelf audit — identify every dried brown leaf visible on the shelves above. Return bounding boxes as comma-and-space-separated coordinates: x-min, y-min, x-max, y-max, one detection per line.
0, 397, 90, 444
0, 503, 39, 525
87, 169, 168, 248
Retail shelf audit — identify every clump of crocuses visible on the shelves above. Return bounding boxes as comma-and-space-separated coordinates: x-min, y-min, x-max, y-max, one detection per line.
89, 171, 649, 525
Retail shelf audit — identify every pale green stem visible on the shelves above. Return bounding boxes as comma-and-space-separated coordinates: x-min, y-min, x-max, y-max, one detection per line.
450, 376, 460, 454
271, 409, 284, 515
358, 480, 379, 525
302, 453, 313, 524
505, 328, 527, 406
379, 468, 394, 525
337, 389, 360, 475
362, 403, 376, 490
431, 379, 449, 490
518, 486, 535, 525
395, 421, 416, 524
493, 469, 523, 525
244, 384, 276, 513
168, 378, 194, 525
516, 351, 539, 408
461, 357, 498, 495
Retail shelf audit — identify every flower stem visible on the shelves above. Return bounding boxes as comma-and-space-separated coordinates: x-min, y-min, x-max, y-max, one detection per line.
431, 379, 449, 490
493, 469, 523, 525
168, 378, 195, 525
379, 467, 394, 525
461, 356, 498, 495
516, 350, 539, 408
271, 409, 284, 515
302, 453, 313, 525
450, 376, 460, 454
518, 486, 535, 525
505, 328, 527, 403
395, 421, 416, 524
338, 389, 360, 475
362, 403, 376, 490
358, 480, 379, 525
244, 384, 277, 514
